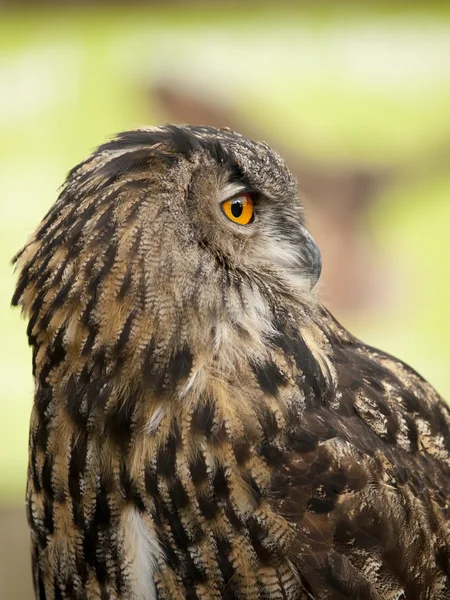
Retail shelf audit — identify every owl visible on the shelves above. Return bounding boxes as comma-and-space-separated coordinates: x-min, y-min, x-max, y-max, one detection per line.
12, 125, 450, 600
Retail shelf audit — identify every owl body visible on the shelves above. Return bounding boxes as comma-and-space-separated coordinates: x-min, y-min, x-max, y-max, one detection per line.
13, 126, 450, 600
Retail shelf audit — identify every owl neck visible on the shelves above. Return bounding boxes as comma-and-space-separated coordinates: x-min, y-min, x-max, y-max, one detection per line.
130, 302, 337, 449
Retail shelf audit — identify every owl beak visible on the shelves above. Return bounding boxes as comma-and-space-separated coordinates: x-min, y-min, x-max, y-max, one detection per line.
299, 226, 322, 290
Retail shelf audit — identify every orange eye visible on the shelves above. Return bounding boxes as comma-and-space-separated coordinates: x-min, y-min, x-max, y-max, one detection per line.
221, 192, 254, 225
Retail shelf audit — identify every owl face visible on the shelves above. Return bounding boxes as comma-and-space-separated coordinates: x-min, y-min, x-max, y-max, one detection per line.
13, 125, 322, 388
176, 126, 322, 297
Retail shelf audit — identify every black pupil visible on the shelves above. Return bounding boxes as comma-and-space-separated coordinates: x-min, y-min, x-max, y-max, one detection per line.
231, 199, 243, 218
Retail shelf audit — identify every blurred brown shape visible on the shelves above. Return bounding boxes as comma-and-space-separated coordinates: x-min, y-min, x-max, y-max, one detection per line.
152, 82, 396, 313
0, 507, 33, 600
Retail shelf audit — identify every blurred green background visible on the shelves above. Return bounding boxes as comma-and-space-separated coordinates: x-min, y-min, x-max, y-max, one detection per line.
1, 2, 449, 597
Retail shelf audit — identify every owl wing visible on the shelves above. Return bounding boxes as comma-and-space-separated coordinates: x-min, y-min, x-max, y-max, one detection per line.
268, 326, 450, 599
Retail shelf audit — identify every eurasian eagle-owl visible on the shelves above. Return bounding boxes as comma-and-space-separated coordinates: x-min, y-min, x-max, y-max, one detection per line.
12, 126, 450, 600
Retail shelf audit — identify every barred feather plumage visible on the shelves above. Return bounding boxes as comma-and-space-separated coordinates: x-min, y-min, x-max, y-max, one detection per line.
13, 125, 450, 600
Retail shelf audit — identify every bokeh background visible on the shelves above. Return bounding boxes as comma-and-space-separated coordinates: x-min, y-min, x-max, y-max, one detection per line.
1, 1, 449, 597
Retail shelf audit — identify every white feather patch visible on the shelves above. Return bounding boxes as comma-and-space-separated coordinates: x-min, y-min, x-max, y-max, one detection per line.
218, 182, 246, 203
122, 507, 164, 600
144, 405, 166, 434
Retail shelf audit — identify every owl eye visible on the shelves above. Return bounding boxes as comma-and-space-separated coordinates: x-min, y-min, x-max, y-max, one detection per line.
221, 192, 254, 225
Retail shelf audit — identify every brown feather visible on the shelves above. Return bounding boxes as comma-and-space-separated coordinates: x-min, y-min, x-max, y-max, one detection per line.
13, 125, 450, 600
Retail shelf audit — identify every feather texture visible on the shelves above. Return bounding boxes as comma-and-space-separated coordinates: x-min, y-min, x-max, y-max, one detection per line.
12, 125, 450, 600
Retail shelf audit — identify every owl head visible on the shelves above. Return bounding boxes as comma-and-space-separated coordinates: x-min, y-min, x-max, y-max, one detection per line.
13, 125, 322, 395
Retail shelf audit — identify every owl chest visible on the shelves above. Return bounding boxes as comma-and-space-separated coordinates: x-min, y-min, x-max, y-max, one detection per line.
133, 481, 302, 600
127, 415, 304, 600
